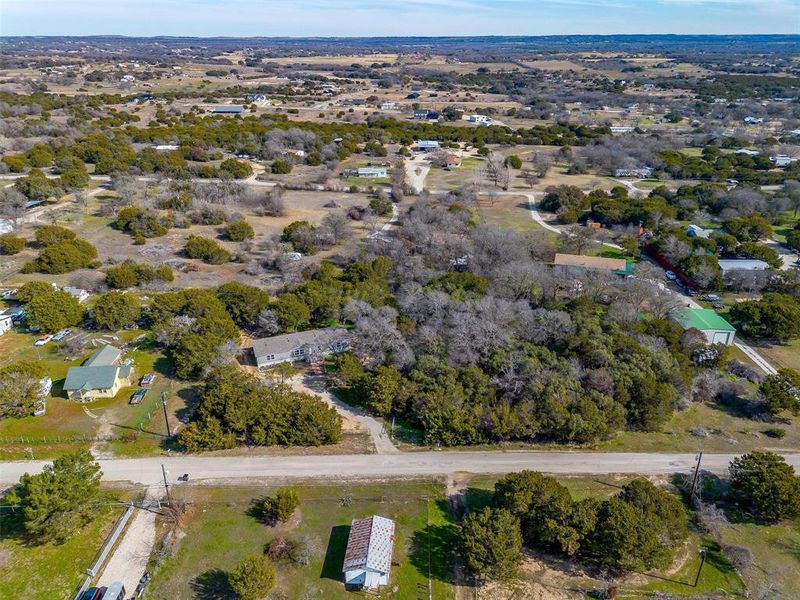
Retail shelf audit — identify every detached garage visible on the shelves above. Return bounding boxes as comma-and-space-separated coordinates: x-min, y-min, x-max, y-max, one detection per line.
672, 308, 737, 346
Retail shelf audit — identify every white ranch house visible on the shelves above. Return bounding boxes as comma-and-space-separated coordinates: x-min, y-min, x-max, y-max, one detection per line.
252, 327, 349, 369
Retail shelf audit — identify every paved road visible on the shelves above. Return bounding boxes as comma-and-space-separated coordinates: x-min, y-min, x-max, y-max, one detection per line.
3, 452, 798, 486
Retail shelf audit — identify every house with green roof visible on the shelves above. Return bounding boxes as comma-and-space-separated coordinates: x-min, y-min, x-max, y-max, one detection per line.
672, 308, 736, 346
63, 344, 132, 401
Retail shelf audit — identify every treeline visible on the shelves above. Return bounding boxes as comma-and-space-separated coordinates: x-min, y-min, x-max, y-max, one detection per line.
658, 148, 799, 185
460, 471, 688, 579
178, 365, 342, 451
657, 74, 800, 100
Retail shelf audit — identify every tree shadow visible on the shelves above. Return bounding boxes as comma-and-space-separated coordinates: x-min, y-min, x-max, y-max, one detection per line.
245, 496, 275, 525
190, 568, 235, 600
463, 487, 493, 513
320, 525, 349, 581
152, 355, 174, 377
408, 520, 457, 584
175, 387, 202, 425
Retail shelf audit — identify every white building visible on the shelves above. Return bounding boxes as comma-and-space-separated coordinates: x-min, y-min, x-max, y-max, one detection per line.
0, 311, 13, 336
342, 516, 395, 590
610, 126, 635, 134
672, 308, 737, 346
734, 148, 760, 157
614, 167, 653, 179
62, 287, 90, 304
381, 102, 398, 111
686, 224, 713, 239
153, 144, 179, 151
252, 327, 349, 369
771, 155, 794, 167
468, 114, 492, 125
718, 259, 770, 275
416, 140, 440, 152
744, 117, 764, 125
356, 167, 388, 178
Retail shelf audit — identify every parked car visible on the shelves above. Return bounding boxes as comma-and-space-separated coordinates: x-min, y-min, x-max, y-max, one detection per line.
52, 329, 72, 342
712, 302, 725, 309
665, 271, 677, 281
80, 588, 103, 600
34, 335, 53, 347
129, 389, 147, 405
140, 373, 157, 386
1, 288, 17, 299
134, 573, 151, 598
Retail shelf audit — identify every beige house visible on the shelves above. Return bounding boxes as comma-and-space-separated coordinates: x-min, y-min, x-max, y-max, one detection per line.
63, 345, 132, 401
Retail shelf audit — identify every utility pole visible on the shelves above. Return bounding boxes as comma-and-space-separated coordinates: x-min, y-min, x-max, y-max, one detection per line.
161, 391, 172, 438
694, 547, 707, 587
161, 463, 172, 505
689, 449, 703, 501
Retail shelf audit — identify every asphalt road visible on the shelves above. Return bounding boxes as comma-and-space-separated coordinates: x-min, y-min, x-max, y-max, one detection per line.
3, 451, 798, 486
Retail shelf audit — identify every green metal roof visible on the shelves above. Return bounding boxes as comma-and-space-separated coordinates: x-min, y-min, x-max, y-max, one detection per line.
84, 344, 121, 367
63, 365, 121, 391
673, 308, 736, 332
63, 345, 127, 392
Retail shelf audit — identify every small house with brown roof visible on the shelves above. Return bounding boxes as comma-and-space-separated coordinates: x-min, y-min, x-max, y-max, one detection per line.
342, 515, 395, 590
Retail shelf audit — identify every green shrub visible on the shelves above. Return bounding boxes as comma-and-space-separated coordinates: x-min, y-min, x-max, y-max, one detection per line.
764, 428, 786, 439
184, 235, 231, 264
16, 281, 55, 303
35, 225, 76, 247
271, 159, 292, 174
35, 238, 98, 274
0, 233, 26, 255
225, 219, 255, 241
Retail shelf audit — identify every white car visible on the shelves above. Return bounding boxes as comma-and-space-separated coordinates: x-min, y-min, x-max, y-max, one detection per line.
665, 271, 677, 281
34, 335, 53, 347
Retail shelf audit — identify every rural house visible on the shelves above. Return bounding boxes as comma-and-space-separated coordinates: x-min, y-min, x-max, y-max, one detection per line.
0, 310, 13, 336
718, 259, 770, 275
672, 308, 736, 345
62, 286, 90, 304
252, 327, 349, 369
63, 344, 133, 401
554, 253, 634, 276
342, 515, 396, 590
416, 140, 440, 152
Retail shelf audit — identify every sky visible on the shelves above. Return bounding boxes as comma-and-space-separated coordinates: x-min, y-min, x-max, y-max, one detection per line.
1, 0, 799, 37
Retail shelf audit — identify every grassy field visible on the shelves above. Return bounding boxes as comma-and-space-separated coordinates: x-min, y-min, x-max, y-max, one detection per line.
144, 481, 456, 599
0, 503, 121, 600
715, 517, 800, 598
756, 338, 800, 372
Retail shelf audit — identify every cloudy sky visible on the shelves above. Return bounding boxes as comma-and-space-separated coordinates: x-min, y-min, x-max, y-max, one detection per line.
2, 0, 798, 36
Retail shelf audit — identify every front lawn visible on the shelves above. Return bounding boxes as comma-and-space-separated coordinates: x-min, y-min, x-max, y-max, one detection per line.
0, 503, 121, 600
145, 481, 456, 599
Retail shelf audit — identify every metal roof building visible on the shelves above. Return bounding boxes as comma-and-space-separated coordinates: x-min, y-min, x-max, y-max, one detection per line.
342, 515, 395, 590
63, 345, 132, 401
210, 105, 244, 114
718, 259, 770, 275
672, 308, 736, 346
554, 253, 634, 276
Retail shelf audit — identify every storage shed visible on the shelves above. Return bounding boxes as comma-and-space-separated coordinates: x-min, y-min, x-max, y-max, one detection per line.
342, 515, 395, 590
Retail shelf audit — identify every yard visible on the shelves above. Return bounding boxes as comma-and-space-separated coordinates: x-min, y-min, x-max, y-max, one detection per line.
144, 481, 456, 599
0, 328, 192, 460
0, 503, 122, 600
